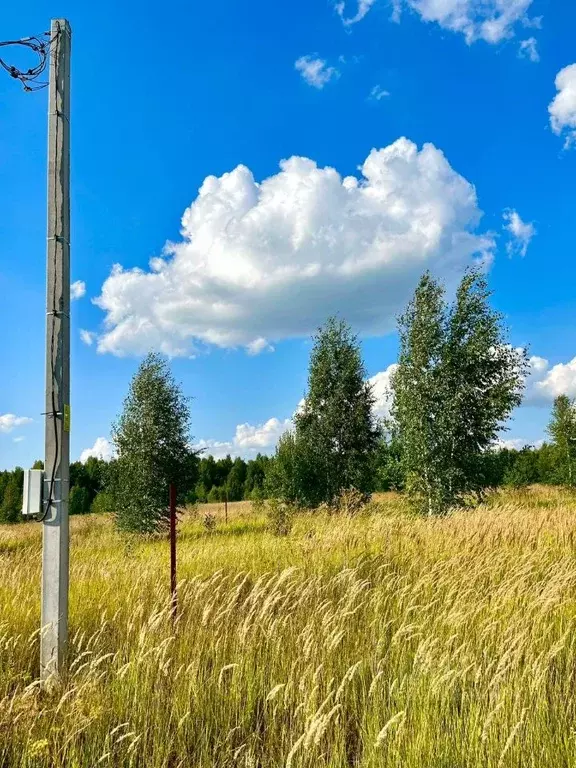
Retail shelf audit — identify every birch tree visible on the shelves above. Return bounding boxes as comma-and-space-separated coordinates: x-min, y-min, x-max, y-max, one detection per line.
392, 271, 526, 515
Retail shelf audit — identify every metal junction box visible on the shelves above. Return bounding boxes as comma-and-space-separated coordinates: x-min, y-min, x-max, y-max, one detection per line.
22, 469, 44, 518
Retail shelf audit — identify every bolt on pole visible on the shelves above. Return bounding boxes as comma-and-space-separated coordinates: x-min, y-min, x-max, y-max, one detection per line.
41, 18, 71, 683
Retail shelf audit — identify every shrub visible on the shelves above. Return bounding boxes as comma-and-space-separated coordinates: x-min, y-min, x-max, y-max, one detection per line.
266, 498, 294, 536
250, 486, 266, 514
202, 512, 217, 533
91, 492, 113, 514
207, 486, 222, 503
333, 487, 367, 517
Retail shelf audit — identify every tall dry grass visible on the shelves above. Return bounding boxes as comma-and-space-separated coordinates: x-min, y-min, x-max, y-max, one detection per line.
1, 487, 576, 766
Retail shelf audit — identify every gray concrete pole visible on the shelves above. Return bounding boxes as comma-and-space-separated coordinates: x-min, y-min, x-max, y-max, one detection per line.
41, 18, 71, 683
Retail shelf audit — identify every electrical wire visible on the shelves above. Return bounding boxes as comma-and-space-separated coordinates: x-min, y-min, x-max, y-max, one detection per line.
0, 32, 52, 91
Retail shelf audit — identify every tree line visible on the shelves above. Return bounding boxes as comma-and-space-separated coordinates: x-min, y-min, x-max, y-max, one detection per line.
2, 269, 575, 528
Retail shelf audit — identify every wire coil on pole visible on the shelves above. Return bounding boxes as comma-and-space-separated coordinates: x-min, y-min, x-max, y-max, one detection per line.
0, 32, 52, 91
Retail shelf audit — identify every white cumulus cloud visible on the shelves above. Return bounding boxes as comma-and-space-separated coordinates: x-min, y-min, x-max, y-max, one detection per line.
235, 418, 292, 450
0, 414, 33, 434
92, 138, 494, 358
295, 55, 340, 88
525, 356, 576, 404
196, 417, 292, 460
80, 437, 115, 463
503, 209, 535, 257
341, 0, 538, 46
369, 364, 398, 421
549, 63, 576, 149
194, 439, 235, 461
71, 280, 86, 300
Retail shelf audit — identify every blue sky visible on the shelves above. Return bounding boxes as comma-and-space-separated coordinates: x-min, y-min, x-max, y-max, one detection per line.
1, 0, 575, 468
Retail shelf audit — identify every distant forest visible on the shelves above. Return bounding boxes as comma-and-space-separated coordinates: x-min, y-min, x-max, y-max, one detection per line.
0, 440, 568, 524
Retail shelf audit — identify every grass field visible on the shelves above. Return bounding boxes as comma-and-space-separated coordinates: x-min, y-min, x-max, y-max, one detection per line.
1, 487, 576, 767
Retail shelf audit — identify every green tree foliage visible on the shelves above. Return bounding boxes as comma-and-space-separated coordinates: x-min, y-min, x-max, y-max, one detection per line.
480, 447, 518, 488
68, 485, 92, 515
266, 432, 314, 504
547, 395, 576, 486
536, 442, 561, 485
69, 457, 109, 514
190, 454, 264, 503
391, 273, 449, 515
91, 491, 113, 514
271, 318, 380, 506
374, 434, 404, 492
216, 456, 233, 487
503, 447, 540, 488
207, 486, 222, 503
198, 455, 217, 492
227, 457, 247, 501
0, 468, 23, 523
392, 271, 527, 515
0, 472, 9, 509
244, 454, 269, 498
194, 482, 208, 503
111, 353, 192, 534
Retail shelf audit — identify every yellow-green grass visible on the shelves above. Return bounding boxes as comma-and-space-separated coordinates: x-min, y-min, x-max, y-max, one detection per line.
1, 487, 576, 767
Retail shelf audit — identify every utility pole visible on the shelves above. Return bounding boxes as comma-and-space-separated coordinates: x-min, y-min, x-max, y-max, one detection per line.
41, 18, 71, 683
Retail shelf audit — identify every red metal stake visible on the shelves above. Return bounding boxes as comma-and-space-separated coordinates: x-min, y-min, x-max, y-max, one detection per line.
169, 483, 177, 622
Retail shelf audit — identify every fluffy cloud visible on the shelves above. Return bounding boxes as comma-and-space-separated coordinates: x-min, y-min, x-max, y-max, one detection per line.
193, 439, 234, 461
295, 56, 339, 89
340, 0, 538, 45
236, 418, 292, 450
0, 414, 33, 434
549, 64, 576, 149
93, 138, 493, 358
196, 417, 292, 460
80, 437, 115, 463
369, 364, 398, 421
71, 280, 86, 300
525, 356, 576, 404
503, 209, 535, 257
370, 84, 390, 101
